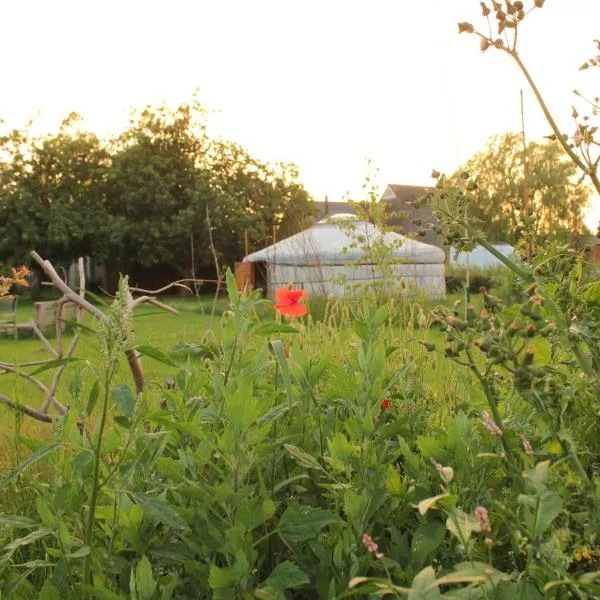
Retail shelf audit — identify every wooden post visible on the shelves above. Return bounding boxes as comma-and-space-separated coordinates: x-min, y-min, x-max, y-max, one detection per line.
244, 230, 249, 257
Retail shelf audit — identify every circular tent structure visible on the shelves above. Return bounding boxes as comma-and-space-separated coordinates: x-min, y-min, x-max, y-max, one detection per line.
243, 218, 446, 299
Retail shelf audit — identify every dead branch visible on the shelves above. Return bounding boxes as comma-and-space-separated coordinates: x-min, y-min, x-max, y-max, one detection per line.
30, 251, 106, 322
129, 278, 222, 295
131, 295, 179, 314
28, 318, 59, 357
0, 394, 53, 422
4, 253, 184, 423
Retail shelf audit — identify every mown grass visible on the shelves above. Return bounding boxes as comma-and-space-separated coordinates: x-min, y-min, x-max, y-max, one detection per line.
0, 294, 230, 468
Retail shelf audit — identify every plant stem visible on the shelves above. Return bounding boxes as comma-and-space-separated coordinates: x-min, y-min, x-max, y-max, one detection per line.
509, 51, 600, 196
82, 371, 112, 591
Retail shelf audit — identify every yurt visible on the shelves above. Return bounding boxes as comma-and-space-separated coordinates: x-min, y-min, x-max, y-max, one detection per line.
448, 243, 516, 269
242, 217, 446, 298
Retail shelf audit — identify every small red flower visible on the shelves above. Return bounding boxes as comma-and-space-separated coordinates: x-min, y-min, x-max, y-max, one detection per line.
274, 288, 307, 317
381, 399, 391, 411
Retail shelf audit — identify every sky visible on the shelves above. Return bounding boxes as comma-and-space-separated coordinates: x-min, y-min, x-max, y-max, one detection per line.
2, 0, 600, 226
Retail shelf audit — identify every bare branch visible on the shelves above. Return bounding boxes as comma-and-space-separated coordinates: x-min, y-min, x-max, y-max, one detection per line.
130, 295, 178, 314
0, 364, 67, 414
30, 251, 106, 322
29, 318, 59, 358
0, 394, 53, 422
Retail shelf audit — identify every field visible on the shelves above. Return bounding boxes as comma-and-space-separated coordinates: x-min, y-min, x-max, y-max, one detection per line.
0, 276, 598, 599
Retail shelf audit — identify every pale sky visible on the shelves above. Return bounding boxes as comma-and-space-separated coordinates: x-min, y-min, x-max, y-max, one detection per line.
2, 0, 600, 226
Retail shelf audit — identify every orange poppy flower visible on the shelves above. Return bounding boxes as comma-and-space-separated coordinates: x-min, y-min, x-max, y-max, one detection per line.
274, 288, 307, 317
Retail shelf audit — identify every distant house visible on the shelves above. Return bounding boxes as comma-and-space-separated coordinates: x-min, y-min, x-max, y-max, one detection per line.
314, 185, 438, 245
313, 199, 356, 219
380, 184, 438, 246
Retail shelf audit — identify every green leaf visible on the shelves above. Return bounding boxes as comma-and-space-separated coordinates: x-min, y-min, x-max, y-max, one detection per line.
0, 514, 39, 529
226, 268, 239, 305
29, 358, 82, 376
36, 497, 54, 527
535, 491, 563, 537
79, 585, 127, 599
434, 561, 511, 587
136, 345, 179, 367
3, 527, 52, 552
408, 566, 441, 599
39, 581, 61, 600
264, 561, 309, 590
1, 443, 60, 489
253, 322, 300, 335
446, 509, 480, 543
284, 444, 322, 471
86, 379, 100, 415
269, 339, 293, 405
410, 520, 447, 569
277, 503, 340, 542
113, 384, 134, 418
130, 493, 190, 533
65, 546, 90, 559
135, 555, 157, 600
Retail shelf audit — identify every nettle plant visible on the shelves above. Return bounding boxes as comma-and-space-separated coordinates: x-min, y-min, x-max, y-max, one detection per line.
350, 2, 600, 598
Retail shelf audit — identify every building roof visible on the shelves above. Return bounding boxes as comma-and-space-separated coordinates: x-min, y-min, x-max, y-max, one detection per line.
382, 184, 432, 206
313, 200, 355, 217
243, 220, 445, 265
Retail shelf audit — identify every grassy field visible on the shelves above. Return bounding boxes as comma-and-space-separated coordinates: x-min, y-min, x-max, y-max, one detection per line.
0, 294, 230, 462
0, 289, 485, 472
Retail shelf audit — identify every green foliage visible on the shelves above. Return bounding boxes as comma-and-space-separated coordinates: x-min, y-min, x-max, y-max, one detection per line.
0, 100, 315, 278
453, 133, 591, 245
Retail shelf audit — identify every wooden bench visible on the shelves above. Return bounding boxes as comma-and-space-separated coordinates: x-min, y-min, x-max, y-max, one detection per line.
0, 295, 18, 339
34, 300, 77, 334
16, 300, 78, 336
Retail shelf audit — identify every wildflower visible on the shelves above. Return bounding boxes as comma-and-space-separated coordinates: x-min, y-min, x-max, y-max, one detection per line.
274, 287, 307, 317
482, 410, 503, 436
11, 266, 30, 287
474, 506, 492, 533
362, 533, 384, 560
430, 458, 454, 484
521, 434, 534, 456
381, 399, 391, 411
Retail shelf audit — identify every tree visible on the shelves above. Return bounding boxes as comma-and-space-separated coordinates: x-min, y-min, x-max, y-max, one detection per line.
102, 102, 216, 275
455, 132, 591, 244
0, 99, 316, 285
0, 113, 110, 265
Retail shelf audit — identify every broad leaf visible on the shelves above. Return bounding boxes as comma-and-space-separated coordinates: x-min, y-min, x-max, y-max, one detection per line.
264, 560, 309, 590
277, 504, 340, 542
130, 493, 190, 533
113, 384, 134, 418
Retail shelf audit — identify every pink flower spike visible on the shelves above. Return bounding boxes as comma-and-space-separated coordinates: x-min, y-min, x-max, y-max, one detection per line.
474, 506, 492, 533
361, 533, 378, 553
482, 410, 503, 436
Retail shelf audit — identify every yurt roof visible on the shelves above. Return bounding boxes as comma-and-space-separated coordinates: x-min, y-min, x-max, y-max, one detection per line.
243, 221, 445, 265
448, 243, 516, 269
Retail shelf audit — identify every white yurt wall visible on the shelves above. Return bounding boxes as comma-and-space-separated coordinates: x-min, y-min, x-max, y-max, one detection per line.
243, 219, 446, 299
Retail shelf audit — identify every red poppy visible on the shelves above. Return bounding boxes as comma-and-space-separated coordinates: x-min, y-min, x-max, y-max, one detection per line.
274, 288, 307, 317
381, 399, 391, 411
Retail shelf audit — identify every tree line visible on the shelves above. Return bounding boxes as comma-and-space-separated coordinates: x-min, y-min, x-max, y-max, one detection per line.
0, 100, 316, 287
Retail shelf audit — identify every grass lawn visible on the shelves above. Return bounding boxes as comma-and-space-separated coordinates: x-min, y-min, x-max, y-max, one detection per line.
0, 294, 230, 466
0, 289, 506, 472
